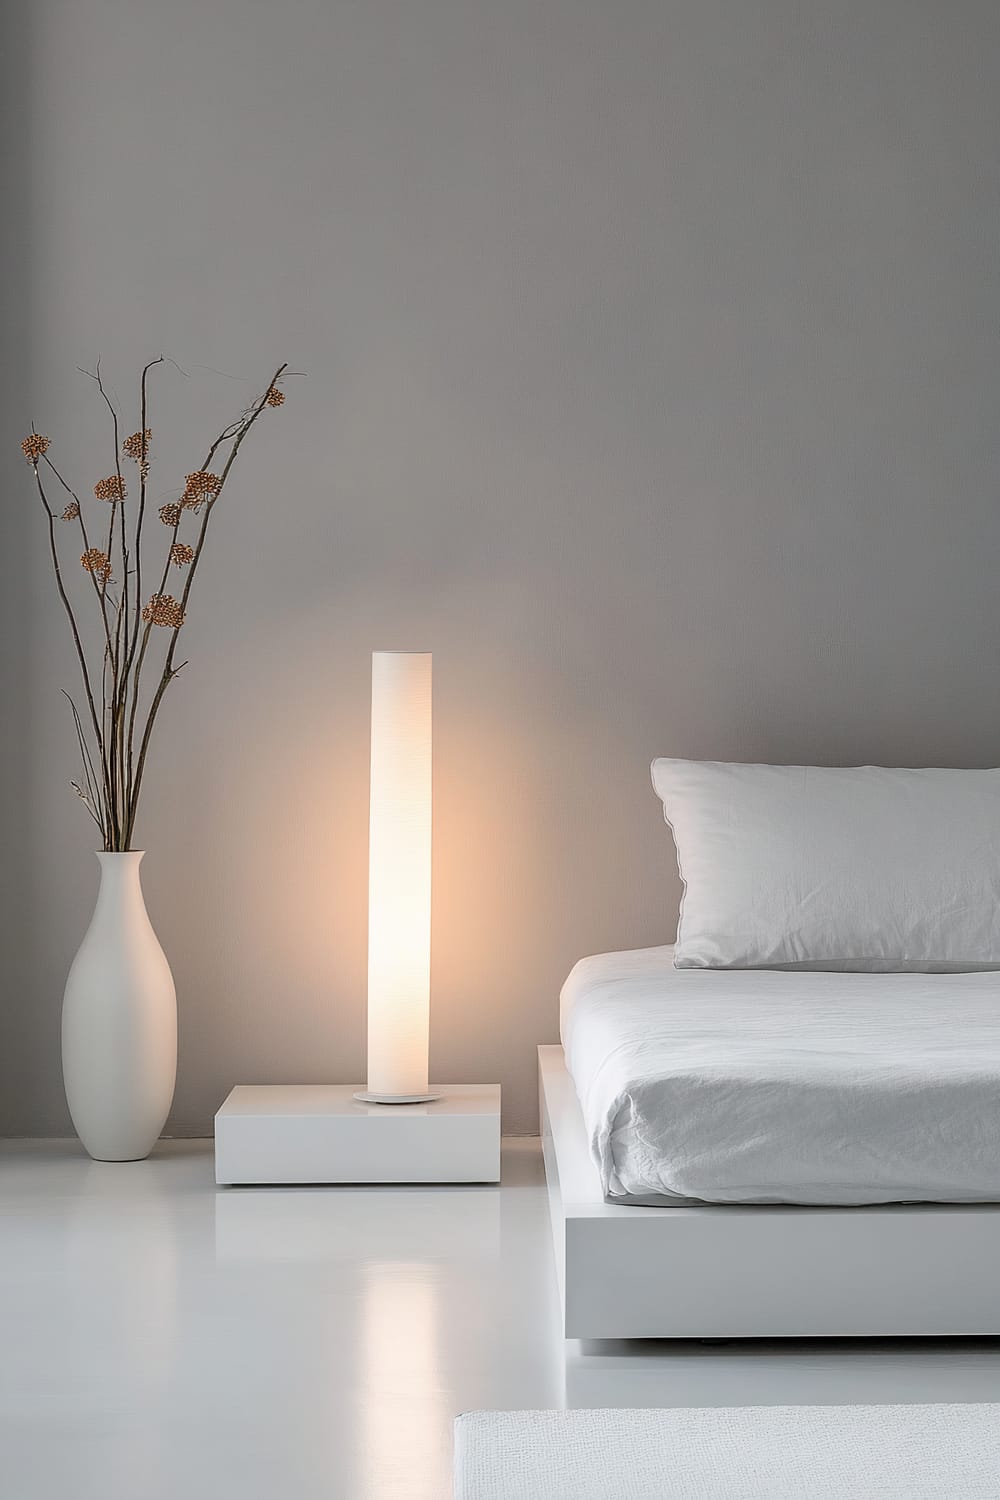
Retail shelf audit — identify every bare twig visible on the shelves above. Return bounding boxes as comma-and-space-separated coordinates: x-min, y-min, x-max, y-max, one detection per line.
125, 363, 287, 844
42, 454, 116, 659
83, 361, 133, 845
62, 690, 106, 842
30, 458, 107, 806
124, 357, 163, 674
71, 782, 105, 834
29, 360, 288, 850
124, 387, 259, 800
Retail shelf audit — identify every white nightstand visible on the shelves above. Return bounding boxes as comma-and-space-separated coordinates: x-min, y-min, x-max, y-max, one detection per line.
214, 1083, 501, 1186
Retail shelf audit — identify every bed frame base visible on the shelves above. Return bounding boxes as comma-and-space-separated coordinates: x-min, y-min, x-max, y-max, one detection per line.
538, 1045, 1000, 1340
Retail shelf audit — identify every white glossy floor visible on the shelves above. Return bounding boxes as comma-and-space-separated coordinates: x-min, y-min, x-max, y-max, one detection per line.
3, 1139, 1000, 1499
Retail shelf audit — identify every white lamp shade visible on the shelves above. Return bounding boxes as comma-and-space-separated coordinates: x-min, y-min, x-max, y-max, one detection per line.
364, 652, 433, 1101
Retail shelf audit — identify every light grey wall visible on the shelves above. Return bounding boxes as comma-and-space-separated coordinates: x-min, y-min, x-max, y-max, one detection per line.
5, 0, 1000, 1136
1, 4, 34, 1133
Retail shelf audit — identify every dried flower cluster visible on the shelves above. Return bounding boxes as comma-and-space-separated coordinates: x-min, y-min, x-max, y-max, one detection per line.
142, 593, 185, 628
21, 433, 50, 464
25, 358, 288, 849
180, 470, 221, 510
94, 474, 127, 502
122, 429, 151, 460
123, 428, 152, 479
81, 548, 112, 583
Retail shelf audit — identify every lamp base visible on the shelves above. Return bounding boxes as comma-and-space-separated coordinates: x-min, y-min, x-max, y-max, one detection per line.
214, 1083, 501, 1184
353, 1090, 442, 1105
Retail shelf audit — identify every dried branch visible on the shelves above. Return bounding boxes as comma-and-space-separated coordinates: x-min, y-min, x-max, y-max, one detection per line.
30, 457, 108, 808
125, 363, 287, 845
82, 361, 134, 845
71, 782, 105, 834
124, 358, 163, 677
42, 454, 116, 659
62, 690, 106, 843
27, 359, 289, 850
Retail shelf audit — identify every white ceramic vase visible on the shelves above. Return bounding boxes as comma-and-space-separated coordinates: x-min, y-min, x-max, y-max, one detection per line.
62, 852, 177, 1162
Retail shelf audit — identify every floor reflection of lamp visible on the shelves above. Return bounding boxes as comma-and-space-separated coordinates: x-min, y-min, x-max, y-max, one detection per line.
213, 652, 500, 1187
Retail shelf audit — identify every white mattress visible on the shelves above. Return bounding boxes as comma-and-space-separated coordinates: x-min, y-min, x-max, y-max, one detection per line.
560, 946, 1000, 1205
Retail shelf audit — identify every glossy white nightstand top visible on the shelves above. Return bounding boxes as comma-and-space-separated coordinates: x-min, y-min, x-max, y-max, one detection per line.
214, 1083, 501, 1185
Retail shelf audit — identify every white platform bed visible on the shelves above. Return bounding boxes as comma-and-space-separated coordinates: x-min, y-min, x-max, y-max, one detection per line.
540, 1045, 1000, 1339
540, 947, 1000, 1339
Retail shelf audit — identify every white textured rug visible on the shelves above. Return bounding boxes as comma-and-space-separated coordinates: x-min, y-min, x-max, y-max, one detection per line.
453, 1405, 1000, 1498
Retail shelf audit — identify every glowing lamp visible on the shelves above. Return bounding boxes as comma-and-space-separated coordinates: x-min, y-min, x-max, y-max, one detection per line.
213, 648, 501, 1183
356, 651, 438, 1104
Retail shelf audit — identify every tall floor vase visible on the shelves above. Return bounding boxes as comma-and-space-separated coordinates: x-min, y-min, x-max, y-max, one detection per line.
62, 852, 177, 1162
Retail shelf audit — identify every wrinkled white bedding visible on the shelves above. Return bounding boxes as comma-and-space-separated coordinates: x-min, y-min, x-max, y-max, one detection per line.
560, 946, 1000, 1205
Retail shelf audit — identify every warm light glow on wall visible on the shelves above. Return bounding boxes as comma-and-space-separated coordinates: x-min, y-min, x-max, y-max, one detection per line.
363, 651, 434, 1102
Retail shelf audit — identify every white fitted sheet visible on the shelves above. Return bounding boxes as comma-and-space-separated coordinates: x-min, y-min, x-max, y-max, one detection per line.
560, 946, 1000, 1205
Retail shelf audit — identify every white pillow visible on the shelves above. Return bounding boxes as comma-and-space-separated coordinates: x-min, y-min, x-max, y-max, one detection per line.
651, 758, 1000, 971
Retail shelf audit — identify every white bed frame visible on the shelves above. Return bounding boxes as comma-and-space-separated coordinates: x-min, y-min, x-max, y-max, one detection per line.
538, 1044, 1000, 1340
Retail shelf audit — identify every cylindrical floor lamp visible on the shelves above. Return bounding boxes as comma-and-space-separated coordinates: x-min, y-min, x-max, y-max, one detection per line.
355, 651, 439, 1104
